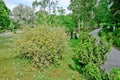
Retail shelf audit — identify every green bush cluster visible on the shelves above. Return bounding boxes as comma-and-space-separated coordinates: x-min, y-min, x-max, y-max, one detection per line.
113, 28, 120, 47
109, 68, 120, 80
99, 28, 120, 48
83, 63, 102, 80
113, 36, 120, 47
16, 26, 68, 68
70, 31, 112, 80
76, 32, 111, 67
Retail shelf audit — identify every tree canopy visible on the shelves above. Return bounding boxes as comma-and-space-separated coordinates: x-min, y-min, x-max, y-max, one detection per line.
0, 0, 10, 29
110, 0, 120, 26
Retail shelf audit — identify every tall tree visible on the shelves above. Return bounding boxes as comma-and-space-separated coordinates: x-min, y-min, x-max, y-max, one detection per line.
68, 0, 81, 32
110, 0, 120, 27
11, 4, 35, 27
94, 0, 113, 27
34, 10, 48, 25
0, 0, 10, 29
32, 0, 58, 14
69, 0, 97, 32
32, 0, 58, 26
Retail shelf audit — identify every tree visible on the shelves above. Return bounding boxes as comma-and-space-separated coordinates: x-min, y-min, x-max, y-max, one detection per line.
60, 14, 77, 39
68, 0, 81, 32
110, 0, 120, 27
94, 0, 113, 27
11, 4, 35, 27
68, 0, 97, 31
34, 10, 48, 25
32, 0, 58, 26
32, 0, 58, 14
0, 0, 10, 29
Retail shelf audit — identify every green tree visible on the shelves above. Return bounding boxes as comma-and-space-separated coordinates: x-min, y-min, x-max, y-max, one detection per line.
32, 0, 58, 26
0, 0, 10, 29
110, 0, 120, 27
60, 14, 77, 39
94, 0, 113, 27
69, 0, 97, 31
34, 10, 48, 25
32, 0, 58, 14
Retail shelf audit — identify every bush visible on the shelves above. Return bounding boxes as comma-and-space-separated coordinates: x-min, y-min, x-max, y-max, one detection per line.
109, 68, 120, 80
99, 27, 120, 48
15, 26, 68, 68
114, 37, 120, 47
113, 29, 120, 47
76, 32, 111, 67
83, 63, 102, 80
101, 71, 109, 80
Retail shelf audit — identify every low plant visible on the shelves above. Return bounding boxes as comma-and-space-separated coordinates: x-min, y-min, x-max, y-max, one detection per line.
83, 63, 102, 80
15, 26, 68, 68
109, 68, 120, 80
113, 29, 120, 47
76, 31, 111, 67
99, 27, 120, 48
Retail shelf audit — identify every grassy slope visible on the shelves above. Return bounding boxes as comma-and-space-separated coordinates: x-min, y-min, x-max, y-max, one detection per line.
0, 34, 84, 80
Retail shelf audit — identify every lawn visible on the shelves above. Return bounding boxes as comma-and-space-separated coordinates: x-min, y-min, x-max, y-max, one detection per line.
0, 34, 84, 80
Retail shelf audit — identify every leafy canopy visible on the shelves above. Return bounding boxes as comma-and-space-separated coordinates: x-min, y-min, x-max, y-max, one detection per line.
0, 0, 10, 29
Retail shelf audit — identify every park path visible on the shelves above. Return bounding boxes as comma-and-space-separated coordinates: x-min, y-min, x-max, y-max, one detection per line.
90, 29, 120, 72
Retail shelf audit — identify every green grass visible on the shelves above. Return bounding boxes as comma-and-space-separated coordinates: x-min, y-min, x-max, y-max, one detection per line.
0, 35, 84, 80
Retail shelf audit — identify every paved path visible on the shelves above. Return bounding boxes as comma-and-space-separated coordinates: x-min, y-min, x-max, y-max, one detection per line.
90, 29, 120, 72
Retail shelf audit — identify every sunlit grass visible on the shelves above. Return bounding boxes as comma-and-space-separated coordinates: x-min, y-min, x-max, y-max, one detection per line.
0, 36, 37, 80
0, 34, 84, 80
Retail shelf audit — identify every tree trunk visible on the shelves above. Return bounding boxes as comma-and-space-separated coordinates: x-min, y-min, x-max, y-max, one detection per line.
83, 0, 87, 30
78, 18, 80, 33
48, 0, 51, 14
70, 30, 73, 39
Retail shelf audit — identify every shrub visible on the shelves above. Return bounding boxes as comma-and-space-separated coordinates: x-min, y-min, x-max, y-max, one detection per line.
113, 29, 120, 47
76, 31, 111, 67
99, 27, 120, 48
101, 71, 109, 80
15, 26, 68, 68
109, 68, 120, 80
83, 63, 102, 80
114, 37, 120, 47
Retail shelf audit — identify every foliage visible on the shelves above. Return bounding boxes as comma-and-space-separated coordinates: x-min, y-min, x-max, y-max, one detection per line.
0, 32, 83, 80
99, 28, 120, 48
97, 0, 120, 49
83, 63, 102, 80
113, 28, 120, 47
32, 0, 58, 14
76, 31, 111, 67
15, 26, 68, 68
101, 71, 109, 80
114, 37, 120, 47
11, 4, 35, 27
8, 22, 18, 32
34, 10, 49, 25
109, 68, 120, 80
61, 14, 76, 31
69, 0, 97, 31
94, 0, 113, 27
110, 0, 120, 25
0, 0, 10, 29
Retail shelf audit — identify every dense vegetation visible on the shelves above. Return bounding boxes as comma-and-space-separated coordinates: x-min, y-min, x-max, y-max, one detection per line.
0, 0, 10, 30
16, 26, 68, 68
0, 0, 120, 80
